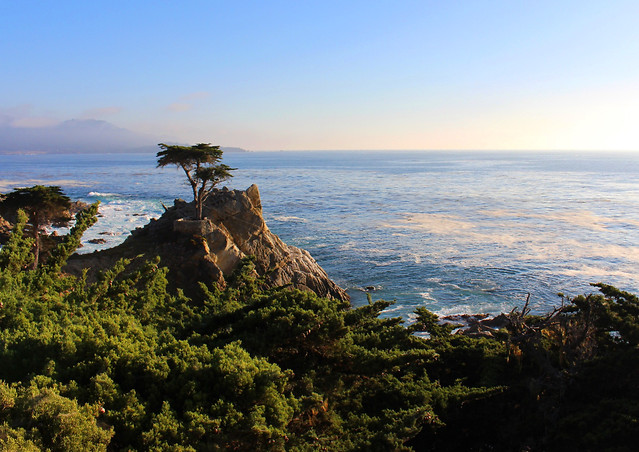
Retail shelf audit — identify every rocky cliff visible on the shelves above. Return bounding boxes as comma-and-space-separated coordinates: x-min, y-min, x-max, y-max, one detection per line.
0, 215, 10, 243
65, 185, 349, 301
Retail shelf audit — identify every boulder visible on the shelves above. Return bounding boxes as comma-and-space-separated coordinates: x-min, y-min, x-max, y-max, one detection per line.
65, 185, 349, 301
446, 313, 511, 337
480, 313, 509, 329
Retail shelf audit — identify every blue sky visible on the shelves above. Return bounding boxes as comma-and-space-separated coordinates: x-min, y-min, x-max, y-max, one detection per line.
1, 1, 638, 151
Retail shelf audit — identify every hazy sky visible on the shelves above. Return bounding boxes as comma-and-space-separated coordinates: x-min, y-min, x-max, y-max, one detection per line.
2, 1, 638, 151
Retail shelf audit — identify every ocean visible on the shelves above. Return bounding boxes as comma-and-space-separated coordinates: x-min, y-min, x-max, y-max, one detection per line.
2, 150, 639, 319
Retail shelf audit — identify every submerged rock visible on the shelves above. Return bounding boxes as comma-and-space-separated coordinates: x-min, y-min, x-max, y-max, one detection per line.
66, 184, 349, 301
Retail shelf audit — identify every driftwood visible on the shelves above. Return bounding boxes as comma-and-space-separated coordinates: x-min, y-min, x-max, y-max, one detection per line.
506, 292, 599, 380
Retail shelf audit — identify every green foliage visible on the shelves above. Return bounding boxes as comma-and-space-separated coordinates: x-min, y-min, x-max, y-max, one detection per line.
589, 283, 639, 345
0, 218, 497, 450
0, 185, 71, 226
0, 185, 73, 269
416, 285, 639, 451
0, 210, 34, 272
2, 211, 638, 450
0, 380, 112, 451
45, 202, 99, 272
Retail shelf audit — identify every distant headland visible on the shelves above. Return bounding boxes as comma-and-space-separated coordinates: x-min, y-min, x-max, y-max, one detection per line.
0, 118, 249, 154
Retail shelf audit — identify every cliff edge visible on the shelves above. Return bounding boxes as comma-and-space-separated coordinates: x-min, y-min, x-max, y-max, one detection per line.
65, 184, 349, 301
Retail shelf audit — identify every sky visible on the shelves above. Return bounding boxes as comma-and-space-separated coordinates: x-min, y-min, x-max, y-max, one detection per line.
1, 0, 639, 151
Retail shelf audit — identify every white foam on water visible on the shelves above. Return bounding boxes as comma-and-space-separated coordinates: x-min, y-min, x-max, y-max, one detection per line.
88, 191, 121, 197
271, 215, 307, 223
381, 304, 406, 313
419, 291, 437, 302
77, 198, 163, 254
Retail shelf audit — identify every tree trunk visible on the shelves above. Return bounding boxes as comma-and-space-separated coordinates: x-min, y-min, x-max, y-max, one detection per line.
181, 164, 199, 218
192, 185, 199, 217
196, 197, 203, 220
196, 184, 209, 220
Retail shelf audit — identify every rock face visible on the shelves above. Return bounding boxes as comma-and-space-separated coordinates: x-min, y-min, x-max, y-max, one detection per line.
0, 215, 11, 243
66, 185, 349, 301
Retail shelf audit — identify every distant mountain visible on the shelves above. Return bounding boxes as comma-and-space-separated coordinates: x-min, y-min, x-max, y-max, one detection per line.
154, 143, 250, 153
0, 118, 251, 154
221, 146, 249, 153
0, 119, 155, 154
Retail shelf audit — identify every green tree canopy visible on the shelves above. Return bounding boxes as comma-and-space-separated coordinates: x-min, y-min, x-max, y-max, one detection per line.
1, 195, 639, 449
0, 185, 72, 269
157, 143, 235, 220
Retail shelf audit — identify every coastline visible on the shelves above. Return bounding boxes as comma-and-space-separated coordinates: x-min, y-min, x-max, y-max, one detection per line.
2, 151, 638, 318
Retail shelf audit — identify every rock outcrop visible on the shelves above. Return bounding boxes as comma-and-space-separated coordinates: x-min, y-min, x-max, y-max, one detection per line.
439, 313, 510, 337
0, 215, 11, 243
65, 185, 349, 301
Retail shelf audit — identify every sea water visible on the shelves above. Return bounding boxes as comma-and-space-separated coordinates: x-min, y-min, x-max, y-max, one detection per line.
2, 150, 639, 318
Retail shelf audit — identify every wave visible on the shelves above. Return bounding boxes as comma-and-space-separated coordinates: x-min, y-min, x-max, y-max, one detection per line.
419, 291, 437, 302
88, 191, 121, 197
380, 304, 406, 315
271, 215, 307, 223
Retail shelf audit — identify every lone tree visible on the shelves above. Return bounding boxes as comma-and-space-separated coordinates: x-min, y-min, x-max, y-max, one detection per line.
0, 185, 72, 269
157, 143, 235, 220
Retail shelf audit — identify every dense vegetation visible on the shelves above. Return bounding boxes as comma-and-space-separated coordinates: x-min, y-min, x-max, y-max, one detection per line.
0, 205, 637, 451
0, 185, 73, 269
